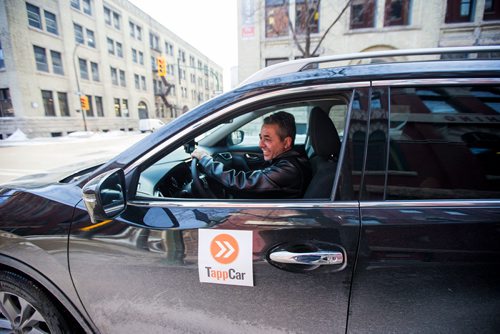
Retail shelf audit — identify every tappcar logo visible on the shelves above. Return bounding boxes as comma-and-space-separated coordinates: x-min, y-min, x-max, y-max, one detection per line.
199, 229, 253, 286
210, 233, 239, 264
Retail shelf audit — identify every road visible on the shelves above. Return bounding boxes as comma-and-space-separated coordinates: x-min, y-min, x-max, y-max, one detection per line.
0, 133, 147, 184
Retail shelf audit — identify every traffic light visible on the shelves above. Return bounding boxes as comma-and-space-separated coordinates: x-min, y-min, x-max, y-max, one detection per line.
80, 95, 89, 111
157, 56, 166, 77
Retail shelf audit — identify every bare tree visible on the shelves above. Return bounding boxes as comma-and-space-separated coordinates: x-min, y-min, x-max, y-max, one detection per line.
280, 0, 353, 58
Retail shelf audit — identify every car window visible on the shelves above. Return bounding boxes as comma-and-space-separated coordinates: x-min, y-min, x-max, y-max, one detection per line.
368, 84, 500, 200
135, 95, 351, 200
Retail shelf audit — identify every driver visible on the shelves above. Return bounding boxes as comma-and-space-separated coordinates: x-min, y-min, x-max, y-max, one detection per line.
191, 111, 311, 199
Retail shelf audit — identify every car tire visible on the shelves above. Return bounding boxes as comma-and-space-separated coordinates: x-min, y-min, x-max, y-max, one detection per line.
0, 271, 69, 334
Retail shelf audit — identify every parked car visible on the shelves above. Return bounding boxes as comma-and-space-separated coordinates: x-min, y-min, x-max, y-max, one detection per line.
139, 118, 164, 132
1, 46, 500, 333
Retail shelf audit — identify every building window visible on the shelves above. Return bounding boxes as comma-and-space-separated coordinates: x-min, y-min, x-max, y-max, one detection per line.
85, 95, 94, 117
137, 26, 142, 40
139, 51, 144, 65
33, 46, 48, 72
445, 0, 475, 23
350, 0, 376, 29
107, 38, 115, 55
134, 74, 140, 89
58, 92, 69, 116
104, 6, 111, 25
44, 10, 58, 35
91, 62, 99, 81
0, 89, 13, 117
26, 3, 42, 29
70, 0, 80, 10
122, 99, 129, 117
295, 0, 319, 34
116, 42, 123, 58
119, 70, 126, 87
132, 49, 137, 63
82, 0, 92, 15
265, 57, 289, 67
0, 42, 4, 69
95, 96, 104, 117
79, 58, 88, 80
384, 0, 411, 26
86, 29, 95, 47
114, 98, 121, 117
74, 23, 84, 44
265, 0, 289, 37
111, 67, 118, 85
113, 12, 121, 29
141, 76, 146, 90
483, 0, 500, 20
51, 50, 63, 75
41, 90, 55, 116
149, 32, 160, 50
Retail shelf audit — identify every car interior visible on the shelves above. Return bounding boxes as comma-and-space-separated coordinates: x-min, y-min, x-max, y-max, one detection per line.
135, 95, 351, 201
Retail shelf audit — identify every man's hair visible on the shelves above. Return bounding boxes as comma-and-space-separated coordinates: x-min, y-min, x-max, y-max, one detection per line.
263, 111, 296, 144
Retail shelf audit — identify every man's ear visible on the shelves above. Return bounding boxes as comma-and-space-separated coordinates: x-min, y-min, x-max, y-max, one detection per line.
284, 136, 292, 150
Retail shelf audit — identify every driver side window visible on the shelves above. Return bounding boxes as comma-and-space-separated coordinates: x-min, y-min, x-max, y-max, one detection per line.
135, 95, 350, 200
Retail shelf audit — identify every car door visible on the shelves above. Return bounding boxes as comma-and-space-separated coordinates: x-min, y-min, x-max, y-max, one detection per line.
347, 81, 500, 333
68, 86, 363, 333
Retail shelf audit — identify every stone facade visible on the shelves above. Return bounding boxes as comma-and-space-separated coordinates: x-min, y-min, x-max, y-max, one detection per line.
237, 0, 500, 84
0, 0, 223, 138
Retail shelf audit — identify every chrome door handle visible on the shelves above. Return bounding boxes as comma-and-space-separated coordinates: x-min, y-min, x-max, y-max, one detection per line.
269, 250, 344, 265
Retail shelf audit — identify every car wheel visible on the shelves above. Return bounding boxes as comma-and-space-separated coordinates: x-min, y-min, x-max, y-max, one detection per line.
0, 271, 69, 334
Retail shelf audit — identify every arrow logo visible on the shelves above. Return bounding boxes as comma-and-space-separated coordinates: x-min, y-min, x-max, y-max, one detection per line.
210, 233, 239, 264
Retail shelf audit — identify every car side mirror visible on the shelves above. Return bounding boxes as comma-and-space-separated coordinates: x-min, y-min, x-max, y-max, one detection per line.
82, 168, 126, 224
228, 130, 244, 146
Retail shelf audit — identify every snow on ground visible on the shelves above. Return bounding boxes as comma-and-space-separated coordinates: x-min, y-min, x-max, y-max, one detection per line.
0, 129, 145, 146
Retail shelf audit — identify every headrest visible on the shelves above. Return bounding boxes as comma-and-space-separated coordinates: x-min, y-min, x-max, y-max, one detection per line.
307, 107, 341, 159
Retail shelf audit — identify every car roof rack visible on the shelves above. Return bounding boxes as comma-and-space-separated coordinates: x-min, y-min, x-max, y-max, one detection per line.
240, 45, 500, 86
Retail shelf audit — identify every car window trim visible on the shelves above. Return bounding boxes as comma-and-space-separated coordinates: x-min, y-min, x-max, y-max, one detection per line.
371, 77, 500, 87
359, 199, 500, 208
128, 199, 360, 209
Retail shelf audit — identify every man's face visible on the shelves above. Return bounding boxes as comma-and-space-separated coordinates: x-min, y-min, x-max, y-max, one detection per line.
259, 123, 292, 161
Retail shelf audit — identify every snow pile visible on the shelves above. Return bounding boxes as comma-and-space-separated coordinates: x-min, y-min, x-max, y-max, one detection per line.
4, 129, 28, 142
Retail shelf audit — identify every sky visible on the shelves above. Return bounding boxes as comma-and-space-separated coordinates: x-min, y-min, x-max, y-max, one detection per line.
128, 0, 238, 92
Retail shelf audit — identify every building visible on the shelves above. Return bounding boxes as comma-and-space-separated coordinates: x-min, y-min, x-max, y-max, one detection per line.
237, 0, 500, 83
0, 0, 223, 139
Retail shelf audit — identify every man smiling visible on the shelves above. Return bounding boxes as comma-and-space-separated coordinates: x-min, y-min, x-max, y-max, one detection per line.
191, 111, 312, 199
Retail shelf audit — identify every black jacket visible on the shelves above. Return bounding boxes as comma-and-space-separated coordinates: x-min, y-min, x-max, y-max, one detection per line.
199, 150, 311, 199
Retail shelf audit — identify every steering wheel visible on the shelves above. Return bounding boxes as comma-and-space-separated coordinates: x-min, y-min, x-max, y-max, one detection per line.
190, 158, 217, 199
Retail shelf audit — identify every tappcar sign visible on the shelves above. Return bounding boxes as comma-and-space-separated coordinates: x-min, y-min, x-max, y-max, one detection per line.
198, 229, 253, 287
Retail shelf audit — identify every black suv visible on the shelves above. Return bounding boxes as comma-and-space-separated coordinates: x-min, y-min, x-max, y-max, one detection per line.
1, 47, 499, 333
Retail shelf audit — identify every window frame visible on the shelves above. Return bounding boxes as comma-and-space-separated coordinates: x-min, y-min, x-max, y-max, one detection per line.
445, 0, 475, 23
350, 0, 376, 29
33, 45, 49, 72
50, 50, 64, 75
128, 82, 363, 203
26, 3, 42, 29
384, 0, 411, 26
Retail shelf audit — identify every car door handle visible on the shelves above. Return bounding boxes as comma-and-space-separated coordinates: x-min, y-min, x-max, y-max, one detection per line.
245, 153, 261, 160
269, 250, 344, 265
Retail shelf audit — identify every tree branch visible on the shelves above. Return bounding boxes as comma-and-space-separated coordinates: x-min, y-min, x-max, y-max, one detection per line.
311, 0, 352, 57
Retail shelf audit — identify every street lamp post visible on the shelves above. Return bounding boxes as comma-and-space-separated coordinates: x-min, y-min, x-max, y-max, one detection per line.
73, 43, 88, 132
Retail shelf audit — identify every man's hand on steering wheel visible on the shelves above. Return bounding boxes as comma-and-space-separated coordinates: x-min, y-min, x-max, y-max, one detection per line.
190, 149, 217, 198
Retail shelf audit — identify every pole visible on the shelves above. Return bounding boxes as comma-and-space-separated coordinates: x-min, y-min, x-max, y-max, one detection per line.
73, 43, 88, 131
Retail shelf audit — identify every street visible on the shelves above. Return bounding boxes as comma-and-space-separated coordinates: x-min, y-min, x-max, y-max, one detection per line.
0, 132, 147, 184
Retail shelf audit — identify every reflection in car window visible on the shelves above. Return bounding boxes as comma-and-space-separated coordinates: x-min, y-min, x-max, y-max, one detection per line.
386, 85, 500, 200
